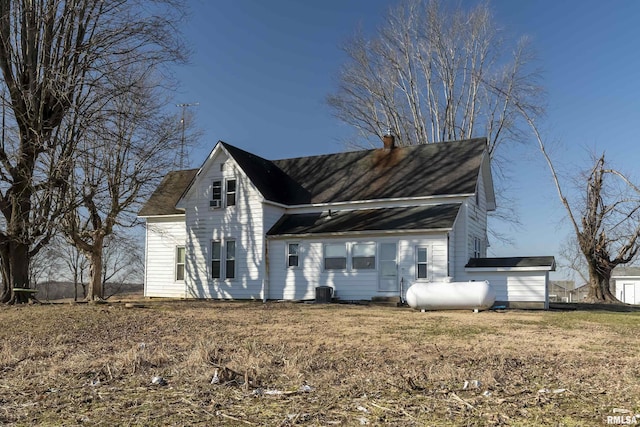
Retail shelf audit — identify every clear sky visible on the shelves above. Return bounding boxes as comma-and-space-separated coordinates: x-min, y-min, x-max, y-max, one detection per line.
173, 0, 640, 281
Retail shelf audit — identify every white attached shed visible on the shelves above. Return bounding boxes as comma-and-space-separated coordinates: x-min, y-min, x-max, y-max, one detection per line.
464, 257, 556, 309
611, 266, 640, 305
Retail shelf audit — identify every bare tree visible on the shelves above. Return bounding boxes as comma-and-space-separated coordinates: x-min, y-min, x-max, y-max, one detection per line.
521, 113, 640, 303
328, 0, 542, 154
0, 0, 187, 303
63, 65, 183, 301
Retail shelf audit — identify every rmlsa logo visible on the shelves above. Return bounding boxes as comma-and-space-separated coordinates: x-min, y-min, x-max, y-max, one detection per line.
607, 414, 639, 425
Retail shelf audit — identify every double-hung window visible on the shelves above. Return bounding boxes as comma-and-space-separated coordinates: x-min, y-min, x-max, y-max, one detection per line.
324, 243, 347, 270
287, 243, 299, 268
176, 247, 185, 281
352, 243, 376, 270
212, 240, 235, 279
211, 241, 221, 279
416, 246, 428, 279
226, 179, 236, 207
226, 240, 236, 279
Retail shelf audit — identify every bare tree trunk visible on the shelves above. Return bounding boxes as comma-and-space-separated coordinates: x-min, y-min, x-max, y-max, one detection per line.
86, 237, 104, 301
585, 260, 617, 303
0, 240, 32, 303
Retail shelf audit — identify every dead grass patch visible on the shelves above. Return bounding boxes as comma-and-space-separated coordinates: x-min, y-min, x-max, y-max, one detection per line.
0, 301, 638, 425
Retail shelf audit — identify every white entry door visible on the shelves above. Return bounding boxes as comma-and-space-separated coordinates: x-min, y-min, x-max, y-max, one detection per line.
623, 284, 635, 304
378, 243, 398, 292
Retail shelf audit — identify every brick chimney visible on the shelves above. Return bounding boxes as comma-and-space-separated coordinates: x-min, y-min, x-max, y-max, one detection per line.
382, 129, 395, 150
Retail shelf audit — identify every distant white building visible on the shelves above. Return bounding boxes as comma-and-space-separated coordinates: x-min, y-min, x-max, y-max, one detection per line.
611, 266, 640, 305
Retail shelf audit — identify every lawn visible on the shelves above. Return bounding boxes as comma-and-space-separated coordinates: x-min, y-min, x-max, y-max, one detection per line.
0, 300, 638, 426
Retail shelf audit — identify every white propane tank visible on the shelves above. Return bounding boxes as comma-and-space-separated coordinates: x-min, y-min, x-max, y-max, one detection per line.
405, 280, 495, 311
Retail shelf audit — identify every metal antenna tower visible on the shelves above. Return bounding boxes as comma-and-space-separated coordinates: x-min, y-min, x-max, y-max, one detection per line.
176, 102, 199, 169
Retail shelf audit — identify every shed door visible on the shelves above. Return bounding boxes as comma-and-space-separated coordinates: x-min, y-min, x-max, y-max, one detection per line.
378, 243, 398, 292
623, 284, 635, 304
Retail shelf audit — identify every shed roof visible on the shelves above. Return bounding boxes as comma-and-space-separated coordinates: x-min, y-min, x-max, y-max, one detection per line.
138, 169, 198, 216
465, 256, 556, 270
267, 204, 461, 237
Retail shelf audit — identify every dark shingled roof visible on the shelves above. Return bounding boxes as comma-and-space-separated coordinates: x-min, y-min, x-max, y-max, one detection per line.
267, 204, 461, 236
465, 256, 556, 270
140, 138, 488, 216
222, 137, 486, 205
138, 169, 198, 216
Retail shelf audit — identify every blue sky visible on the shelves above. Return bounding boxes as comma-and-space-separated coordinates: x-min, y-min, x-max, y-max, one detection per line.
174, 0, 640, 280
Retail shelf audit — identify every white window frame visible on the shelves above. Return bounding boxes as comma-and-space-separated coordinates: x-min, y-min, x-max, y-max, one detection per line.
212, 180, 222, 204
287, 242, 300, 268
211, 239, 236, 280
226, 179, 237, 207
416, 246, 428, 280
473, 237, 482, 258
211, 241, 222, 279
226, 240, 236, 279
324, 243, 347, 271
352, 242, 376, 270
175, 246, 185, 282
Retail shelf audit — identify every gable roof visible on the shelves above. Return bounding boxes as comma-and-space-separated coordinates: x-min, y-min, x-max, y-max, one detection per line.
465, 256, 556, 270
221, 137, 488, 205
267, 204, 461, 237
141, 137, 492, 216
138, 169, 198, 216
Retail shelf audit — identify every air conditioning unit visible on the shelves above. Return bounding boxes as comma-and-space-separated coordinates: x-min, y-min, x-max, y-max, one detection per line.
210, 199, 222, 209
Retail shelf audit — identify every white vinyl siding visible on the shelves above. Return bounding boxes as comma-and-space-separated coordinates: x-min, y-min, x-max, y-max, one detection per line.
145, 217, 187, 298
465, 270, 549, 308
182, 149, 265, 299
267, 234, 448, 301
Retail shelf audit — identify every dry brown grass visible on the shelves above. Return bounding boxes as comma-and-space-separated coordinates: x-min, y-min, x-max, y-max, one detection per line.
0, 300, 638, 426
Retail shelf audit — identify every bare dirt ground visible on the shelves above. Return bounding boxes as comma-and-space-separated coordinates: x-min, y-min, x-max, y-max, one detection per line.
0, 300, 638, 426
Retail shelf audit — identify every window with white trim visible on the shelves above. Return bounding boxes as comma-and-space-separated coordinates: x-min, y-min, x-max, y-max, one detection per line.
176, 246, 185, 281
212, 240, 236, 279
287, 243, 299, 268
212, 181, 222, 205
473, 237, 482, 258
324, 243, 347, 270
226, 179, 236, 207
416, 246, 428, 279
352, 243, 376, 270
211, 241, 221, 279
226, 240, 236, 279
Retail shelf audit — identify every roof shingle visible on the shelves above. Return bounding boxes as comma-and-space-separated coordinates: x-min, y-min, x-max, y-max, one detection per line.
267, 204, 461, 236
138, 169, 198, 216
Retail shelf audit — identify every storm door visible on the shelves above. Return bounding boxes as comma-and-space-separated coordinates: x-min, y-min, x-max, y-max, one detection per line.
378, 243, 398, 292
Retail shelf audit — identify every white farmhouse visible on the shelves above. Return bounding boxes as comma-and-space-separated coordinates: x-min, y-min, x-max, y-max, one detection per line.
139, 136, 554, 308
